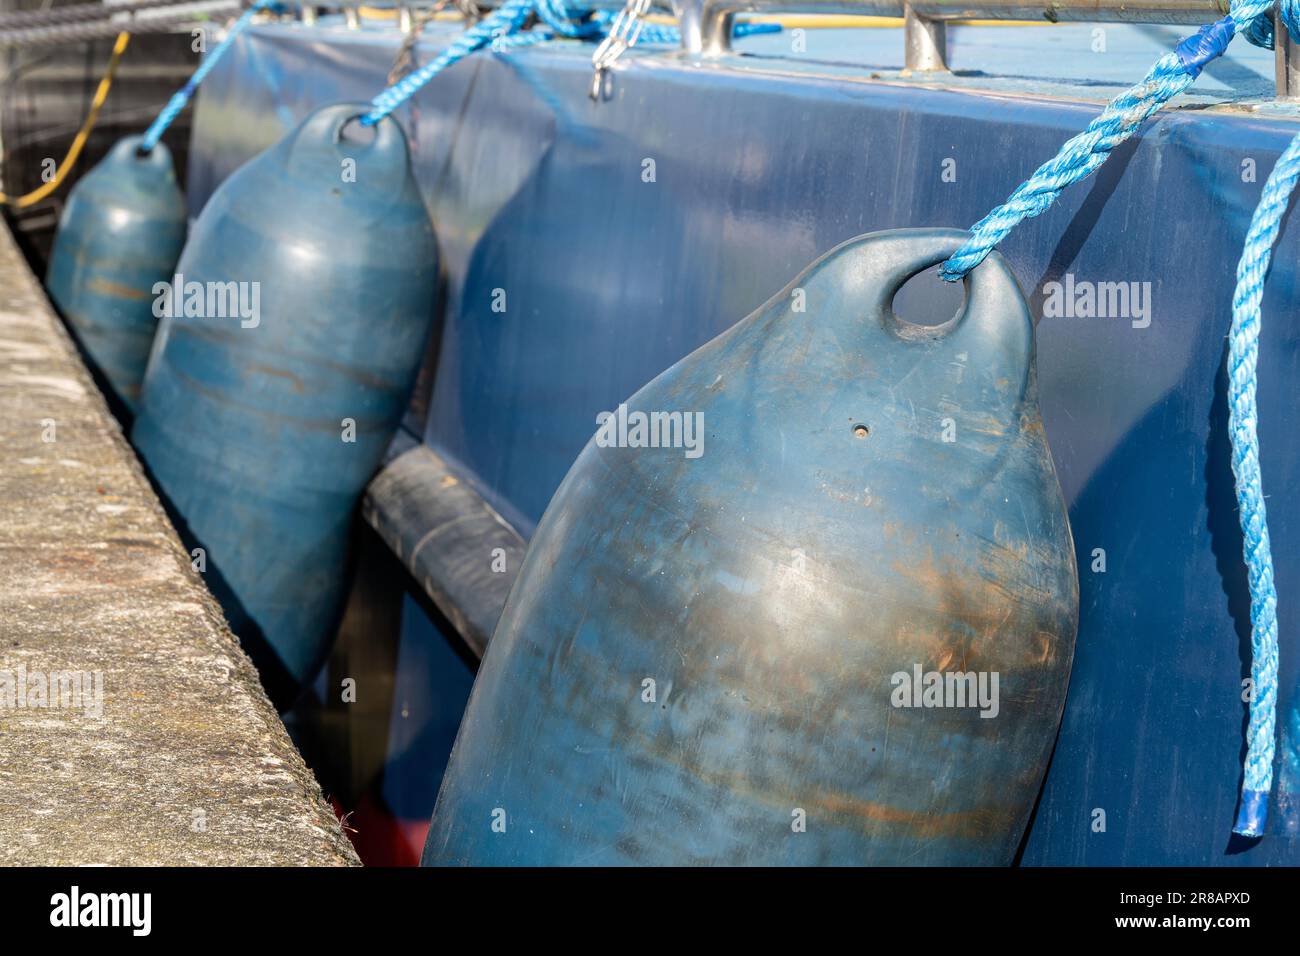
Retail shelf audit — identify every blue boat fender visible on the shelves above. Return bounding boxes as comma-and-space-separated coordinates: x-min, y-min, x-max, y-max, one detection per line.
425, 227, 1079, 865
132, 103, 439, 708
45, 136, 187, 411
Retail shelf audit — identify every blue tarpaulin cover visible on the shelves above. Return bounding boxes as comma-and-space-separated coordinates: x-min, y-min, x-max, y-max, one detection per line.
190, 20, 1300, 864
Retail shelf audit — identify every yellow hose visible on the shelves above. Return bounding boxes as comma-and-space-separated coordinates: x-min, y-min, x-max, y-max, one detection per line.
0, 31, 131, 209
359, 5, 466, 20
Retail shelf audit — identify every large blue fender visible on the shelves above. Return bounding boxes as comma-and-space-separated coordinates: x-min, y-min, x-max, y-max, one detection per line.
425, 228, 1078, 865
132, 103, 438, 708
46, 136, 187, 411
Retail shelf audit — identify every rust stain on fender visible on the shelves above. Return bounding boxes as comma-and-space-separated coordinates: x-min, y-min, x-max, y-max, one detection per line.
86, 276, 151, 301
428, 229, 1079, 866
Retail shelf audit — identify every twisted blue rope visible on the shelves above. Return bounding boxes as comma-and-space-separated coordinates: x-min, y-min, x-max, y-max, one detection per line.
535, 0, 601, 38
1239, 0, 1300, 47
361, 0, 536, 125
361, 2, 779, 124
938, 0, 1276, 281
932, 0, 1300, 839
1227, 131, 1300, 838
140, 0, 275, 152
530, 5, 779, 44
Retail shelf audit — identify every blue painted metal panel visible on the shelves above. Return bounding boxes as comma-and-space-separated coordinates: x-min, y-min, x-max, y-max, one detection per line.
187, 22, 1300, 863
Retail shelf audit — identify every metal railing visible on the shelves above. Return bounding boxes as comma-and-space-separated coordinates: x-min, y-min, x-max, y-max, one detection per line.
306, 0, 1300, 100
671, 0, 1297, 103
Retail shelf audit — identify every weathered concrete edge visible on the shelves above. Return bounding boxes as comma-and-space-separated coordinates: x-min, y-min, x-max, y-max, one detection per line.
0, 221, 360, 866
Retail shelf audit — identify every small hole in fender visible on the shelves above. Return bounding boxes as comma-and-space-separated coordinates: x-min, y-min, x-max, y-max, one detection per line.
853, 424, 870, 439
892, 267, 966, 329
338, 116, 377, 145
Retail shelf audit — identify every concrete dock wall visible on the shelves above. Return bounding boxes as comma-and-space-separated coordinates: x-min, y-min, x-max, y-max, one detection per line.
0, 221, 359, 866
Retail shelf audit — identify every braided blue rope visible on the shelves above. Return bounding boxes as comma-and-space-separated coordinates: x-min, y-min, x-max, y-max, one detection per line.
1227, 131, 1300, 838
140, 0, 274, 152
938, 0, 1275, 281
